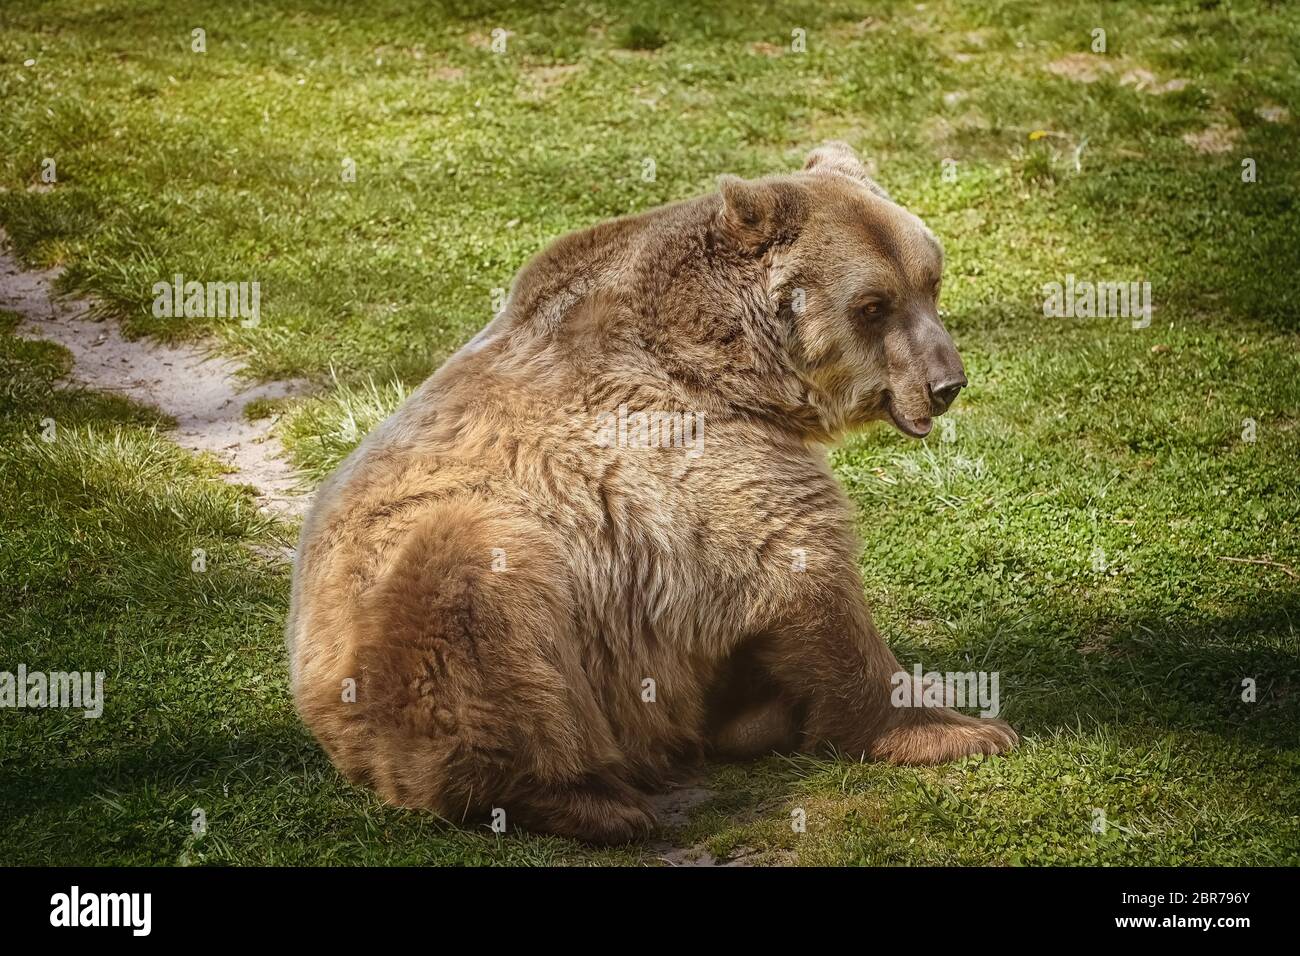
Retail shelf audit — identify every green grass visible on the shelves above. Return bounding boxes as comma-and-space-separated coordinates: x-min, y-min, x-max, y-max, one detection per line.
1, 0, 1298, 865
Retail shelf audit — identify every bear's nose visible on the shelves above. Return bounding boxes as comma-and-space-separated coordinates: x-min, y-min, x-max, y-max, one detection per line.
929, 377, 967, 414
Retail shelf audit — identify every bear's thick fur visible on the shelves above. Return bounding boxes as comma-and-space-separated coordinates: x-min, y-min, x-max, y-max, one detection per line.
287, 143, 1016, 842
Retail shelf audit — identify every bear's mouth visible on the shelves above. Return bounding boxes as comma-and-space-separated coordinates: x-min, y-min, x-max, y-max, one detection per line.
884, 393, 932, 438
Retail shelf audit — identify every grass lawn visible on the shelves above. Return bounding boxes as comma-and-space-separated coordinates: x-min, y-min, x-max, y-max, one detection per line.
1, 0, 1297, 865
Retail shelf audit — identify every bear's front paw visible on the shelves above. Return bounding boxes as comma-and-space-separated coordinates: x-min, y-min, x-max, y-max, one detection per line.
869, 708, 1018, 765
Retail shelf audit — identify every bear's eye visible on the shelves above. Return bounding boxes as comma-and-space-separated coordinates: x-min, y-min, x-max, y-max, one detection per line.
856, 300, 886, 321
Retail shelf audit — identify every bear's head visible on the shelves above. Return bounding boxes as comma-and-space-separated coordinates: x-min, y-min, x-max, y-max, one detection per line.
717, 142, 964, 440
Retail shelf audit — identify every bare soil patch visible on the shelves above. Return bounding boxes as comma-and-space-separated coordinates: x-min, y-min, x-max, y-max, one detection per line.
1, 231, 308, 517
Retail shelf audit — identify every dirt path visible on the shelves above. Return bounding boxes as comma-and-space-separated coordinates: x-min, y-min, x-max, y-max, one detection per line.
0, 231, 308, 517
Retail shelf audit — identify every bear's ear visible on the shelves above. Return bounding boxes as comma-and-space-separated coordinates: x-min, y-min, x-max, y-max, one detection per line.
803, 141, 890, 200
717, 174, 806, 248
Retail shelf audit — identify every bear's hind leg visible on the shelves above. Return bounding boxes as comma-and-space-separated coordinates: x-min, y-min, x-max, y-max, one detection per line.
299, 500, 653, 843
705, 636, 803, 760
507, 773, 657, 845
711, 699, 802, 759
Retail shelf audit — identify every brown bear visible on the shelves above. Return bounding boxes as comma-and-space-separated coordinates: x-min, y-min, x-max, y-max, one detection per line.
286, 142, 1017, 843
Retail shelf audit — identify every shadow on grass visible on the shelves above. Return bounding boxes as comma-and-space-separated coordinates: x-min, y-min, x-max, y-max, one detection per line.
895, 587, 1300, 750
0, 717, 321, 821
